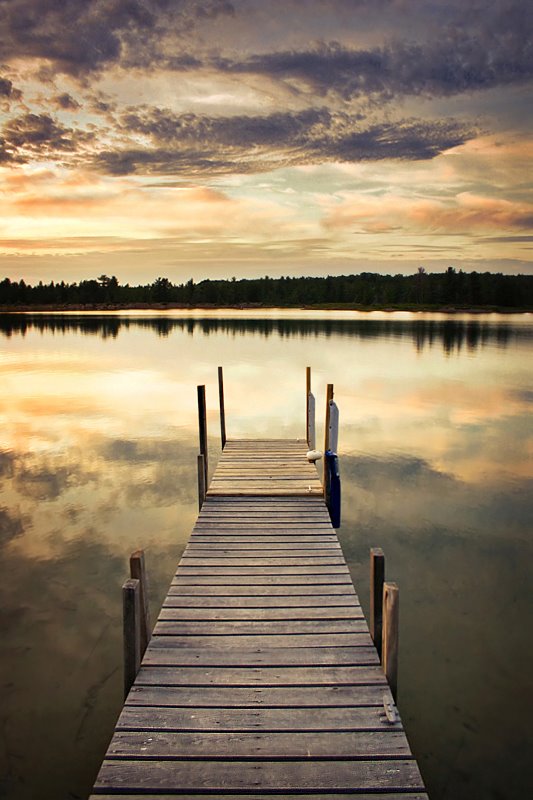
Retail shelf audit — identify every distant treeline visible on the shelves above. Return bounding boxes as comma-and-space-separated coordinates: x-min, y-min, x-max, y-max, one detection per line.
1, 268, 532, 308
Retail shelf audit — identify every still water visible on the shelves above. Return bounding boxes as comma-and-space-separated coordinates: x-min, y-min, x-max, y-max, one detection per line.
0, 310, 532, 800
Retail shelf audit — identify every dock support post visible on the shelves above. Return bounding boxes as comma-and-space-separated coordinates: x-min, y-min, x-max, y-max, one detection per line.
306, 367, 311, 444
370, 547, 385, 660
197, 384, 208, 485
323, 383, 334, 502
129, 549, 150, 657
197, 453, 206, 510
218, 367, 226, 449
123, 577, 141, 700
382, 581, 399, 700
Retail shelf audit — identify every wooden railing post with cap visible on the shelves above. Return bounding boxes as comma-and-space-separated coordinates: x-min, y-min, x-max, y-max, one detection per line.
129, 549, 151, 658
370, 547, 385, 660
122, 577, 141, 699
382, 581, 400, 700
197, 384, 208, 486
218, 366, 226, 449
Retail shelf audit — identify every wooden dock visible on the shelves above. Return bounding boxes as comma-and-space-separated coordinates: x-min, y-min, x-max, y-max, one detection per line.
91, 438, 427, 798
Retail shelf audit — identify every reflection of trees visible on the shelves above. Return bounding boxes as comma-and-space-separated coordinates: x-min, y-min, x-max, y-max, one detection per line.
0, 313, 530, 353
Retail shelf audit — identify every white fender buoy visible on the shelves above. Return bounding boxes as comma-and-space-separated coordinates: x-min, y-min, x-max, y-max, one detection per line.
306, 449, 323, 463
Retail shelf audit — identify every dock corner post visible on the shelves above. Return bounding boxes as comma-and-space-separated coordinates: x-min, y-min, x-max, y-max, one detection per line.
197, 384, 208, 485
123, 577, 141, 700
197, 453, 206, 510
218, 366, 227, 449
323, 383, 334, 502
129, 549, 151, 657
370, 547, 385, 660
382, 581, 400, 701
306, 366, 311, 444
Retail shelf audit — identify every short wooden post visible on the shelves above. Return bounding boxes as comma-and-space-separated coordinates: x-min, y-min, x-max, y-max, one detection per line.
129, 550, 151, 657
306, 366, 311, 444
370, 548, 385, 660
123, 577, 141, 699
197, 384, 208, 485
218, 366, 226, 449
323, 383, 334, 500
382, 581, 399, 700
197, 453, 206, 510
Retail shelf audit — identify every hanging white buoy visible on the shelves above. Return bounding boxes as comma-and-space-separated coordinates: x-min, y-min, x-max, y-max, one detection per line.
328, 400, 339, 454
306, 449, 322, 463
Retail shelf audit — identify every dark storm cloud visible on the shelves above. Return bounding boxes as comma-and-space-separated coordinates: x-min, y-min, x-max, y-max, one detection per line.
213, 24, 533, 101
53, 93, 81, 111
0, 0, 235, 75
1, 112, 94, 160
94, 106, 475, 175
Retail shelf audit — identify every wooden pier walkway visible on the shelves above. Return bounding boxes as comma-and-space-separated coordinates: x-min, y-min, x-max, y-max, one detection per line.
91, 438, 427, 798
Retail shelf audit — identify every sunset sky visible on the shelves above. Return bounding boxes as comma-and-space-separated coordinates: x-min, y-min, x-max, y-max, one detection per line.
0, 0, 532, 283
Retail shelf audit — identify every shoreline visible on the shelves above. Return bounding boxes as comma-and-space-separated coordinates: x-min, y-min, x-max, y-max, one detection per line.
0, 302, 531, 314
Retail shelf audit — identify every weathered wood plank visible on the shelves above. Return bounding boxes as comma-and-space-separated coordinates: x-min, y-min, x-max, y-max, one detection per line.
158, 607, 363, 620
148, 632, 374, 649
171, 575, 353, 585
116, 705, 403, 732
142, 646, 380, 667
152, 619, 369, 635
105, 729, 410, 759
162, 597, 360, 610
179, 556, 347, 566
167, 582, 356, 592
92, 794, 429, 800
126, 684, 392, 707
174, 566, 350, 575
94, 759, 424, 792
135, 665, 387, 687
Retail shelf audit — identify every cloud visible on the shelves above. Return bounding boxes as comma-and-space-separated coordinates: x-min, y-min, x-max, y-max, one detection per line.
0, 0, 235, 76
1, 112, 94, 161
53, 93, 81, 111
323, 192, 533, 234
92, 106, 474, 175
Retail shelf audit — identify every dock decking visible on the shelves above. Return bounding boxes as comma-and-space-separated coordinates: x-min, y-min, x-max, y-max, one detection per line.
91, 438, 427, 798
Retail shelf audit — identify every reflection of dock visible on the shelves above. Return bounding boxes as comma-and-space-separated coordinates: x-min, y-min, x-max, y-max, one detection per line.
90, 377, 427, 798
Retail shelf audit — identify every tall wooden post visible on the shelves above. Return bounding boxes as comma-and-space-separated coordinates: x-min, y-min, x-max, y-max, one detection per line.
382, 581, 400, 700
123, 578, 141, 699
306, 366, 311, 444
370, 548, 385, 660
218, 366, 226, 449
197, 384, 208, 486
323, 383, 334, 499
129, 549, 151, 657
197, 453, 206, 510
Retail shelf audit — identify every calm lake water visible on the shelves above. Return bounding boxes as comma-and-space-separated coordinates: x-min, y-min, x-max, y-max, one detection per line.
0, 310, 532, 800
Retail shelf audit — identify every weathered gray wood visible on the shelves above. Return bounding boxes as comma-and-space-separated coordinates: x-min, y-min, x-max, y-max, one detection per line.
197, 453, 206, 510
218, 365, 227, 448
197, 384, 208, 485
123, 578, 141, 700
106, 728, 410, 758
162, 595, 360, 608
126, 684, 392, 707
93, 436, 425, 799
306, 365, 311, 443
370, 547, 385, 660
142, 646, 380, 667
166, 583, 356, 595
135, 665, 387, 687
158, 607, 363, 620
382, 582, 399, 701
92, 794, 429, 800
94, 759, 423, 791
116, 705, 403, 732
148, 632, 374, 649
153, 619, 369, 636
129, 549, 150, 657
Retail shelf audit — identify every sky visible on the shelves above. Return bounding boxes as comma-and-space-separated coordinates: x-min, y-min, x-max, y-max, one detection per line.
0, 0, 532, 284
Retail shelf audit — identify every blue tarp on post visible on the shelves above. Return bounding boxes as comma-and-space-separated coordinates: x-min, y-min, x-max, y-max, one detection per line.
325, 450, 341, 529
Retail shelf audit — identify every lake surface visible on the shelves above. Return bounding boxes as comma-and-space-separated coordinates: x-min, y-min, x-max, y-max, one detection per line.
0, 310, 532, 800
